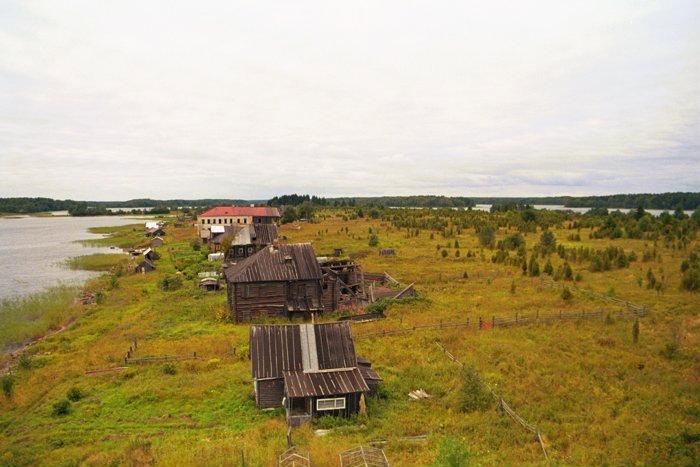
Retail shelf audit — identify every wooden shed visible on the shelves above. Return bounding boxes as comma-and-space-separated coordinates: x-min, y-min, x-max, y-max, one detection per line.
225, 243, 324, 322
249, 322, 380, 426
135, 259, 155, 273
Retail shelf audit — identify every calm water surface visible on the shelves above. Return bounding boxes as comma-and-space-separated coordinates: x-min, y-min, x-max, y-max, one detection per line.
0, 215, 142, 301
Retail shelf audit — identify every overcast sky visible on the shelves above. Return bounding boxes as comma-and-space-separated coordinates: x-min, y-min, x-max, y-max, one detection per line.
1, 1, 699, 200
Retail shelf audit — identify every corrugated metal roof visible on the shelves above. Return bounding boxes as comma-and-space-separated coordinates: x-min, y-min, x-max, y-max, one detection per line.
250, 325, 303, 379
283, 368, 369, 397
225, 243, 322, 283
250, 322, 359, 380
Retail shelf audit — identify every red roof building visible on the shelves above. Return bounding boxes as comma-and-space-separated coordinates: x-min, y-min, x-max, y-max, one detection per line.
199, 206, 280, 218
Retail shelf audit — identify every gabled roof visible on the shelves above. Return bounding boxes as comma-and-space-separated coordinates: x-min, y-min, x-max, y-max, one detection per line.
199, 206, 281, 218
224, 243, 321, 283
250, 322, 358, 380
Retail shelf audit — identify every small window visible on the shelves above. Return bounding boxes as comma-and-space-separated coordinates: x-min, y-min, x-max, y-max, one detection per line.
316, 397, 346, 411
242, 285, 251, 298
201, 219, 205, 224
207, 219, 211, 224
244, 218, 247, 224
237, 219, 241, 224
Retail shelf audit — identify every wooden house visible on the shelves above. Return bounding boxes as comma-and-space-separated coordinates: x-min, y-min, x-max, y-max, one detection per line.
249, 322, 380, 426
211, 224, 279, 258
224, 243, 323, 322
135, 259, 155, 273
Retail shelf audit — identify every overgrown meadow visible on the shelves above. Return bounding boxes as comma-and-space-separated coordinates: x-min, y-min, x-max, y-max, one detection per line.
1, 207, 698, 466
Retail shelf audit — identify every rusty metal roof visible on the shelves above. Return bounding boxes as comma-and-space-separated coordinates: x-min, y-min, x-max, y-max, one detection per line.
283, 368, 369, 397
250, 324, 303, 380
225, 243, 322, 283
250, 322, 360, 380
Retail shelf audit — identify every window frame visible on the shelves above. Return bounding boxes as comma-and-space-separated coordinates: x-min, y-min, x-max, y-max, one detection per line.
316, 397, 346, 411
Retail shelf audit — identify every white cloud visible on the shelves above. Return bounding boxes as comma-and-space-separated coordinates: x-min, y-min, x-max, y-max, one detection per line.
0, 0, 699, 200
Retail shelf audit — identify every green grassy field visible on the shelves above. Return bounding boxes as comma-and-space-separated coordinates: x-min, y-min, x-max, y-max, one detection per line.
0, 210, 698, 466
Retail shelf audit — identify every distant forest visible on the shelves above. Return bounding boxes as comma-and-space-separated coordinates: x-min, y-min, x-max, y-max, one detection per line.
0, 198, 259, 214
1, 192, 698, 214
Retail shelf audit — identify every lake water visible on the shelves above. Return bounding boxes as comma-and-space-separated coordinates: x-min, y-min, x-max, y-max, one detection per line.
0, 215, 143, 301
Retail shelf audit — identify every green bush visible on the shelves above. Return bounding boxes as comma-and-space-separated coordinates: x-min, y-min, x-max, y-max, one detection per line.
434, 436, 473, 466
2, 375, 15, 399
18, 354, 32, 370
163, 363, 177, 375
159, 275, 183, 291
368, 234, 379, 247
66, 387, 84, 402
458, 365, 492, 413
52, 399, 71, 416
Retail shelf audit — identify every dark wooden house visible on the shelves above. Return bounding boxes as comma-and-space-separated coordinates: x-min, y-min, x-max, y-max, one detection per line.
224, 243, 324, 322
135, 259, 155, 273
210, 224, 279, 258
250, 322, 380, 426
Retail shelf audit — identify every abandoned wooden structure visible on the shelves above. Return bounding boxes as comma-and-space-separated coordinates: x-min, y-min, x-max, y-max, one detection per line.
199, 277, 220, 291
379, 248, 396, 256
319, 258, 367, 310
250, 322, 380, 426
210, 223, 279, 258
225, 243, 324, 322
135, 259, 155, 273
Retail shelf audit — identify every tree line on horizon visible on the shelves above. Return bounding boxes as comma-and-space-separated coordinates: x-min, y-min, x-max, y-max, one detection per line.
1, 192, 699, 214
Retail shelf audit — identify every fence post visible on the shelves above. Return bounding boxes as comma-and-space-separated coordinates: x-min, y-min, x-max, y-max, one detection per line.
515, 313, 518, 325
492, 315, 495, 329
478, 317, 482, 329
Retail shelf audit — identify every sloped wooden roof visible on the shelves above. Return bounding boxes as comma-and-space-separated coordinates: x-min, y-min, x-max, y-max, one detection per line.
284, 368, 369, 397
250, 322, 358, 380
252, 223, 278, 245
225, 243, 321, 283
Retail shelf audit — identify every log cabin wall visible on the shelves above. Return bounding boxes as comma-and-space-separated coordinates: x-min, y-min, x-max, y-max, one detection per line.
230, 280, 323, 322
256, 378, 285, 408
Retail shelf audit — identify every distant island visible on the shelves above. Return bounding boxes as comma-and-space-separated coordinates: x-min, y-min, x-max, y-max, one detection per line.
1, 192, 698, 215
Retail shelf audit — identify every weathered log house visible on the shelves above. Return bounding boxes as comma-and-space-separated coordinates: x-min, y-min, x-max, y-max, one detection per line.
224, 243, 324, 322
250, 322, 380, 426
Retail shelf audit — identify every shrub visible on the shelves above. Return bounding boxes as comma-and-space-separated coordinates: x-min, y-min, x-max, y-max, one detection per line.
18, 354, 32, 370
441, 249, 448, 258
477, 225, 495, 248
108, 275, 119, 290
159, 275, 183, 291
661, 342, 679, 360
368, 234, 379, 247
561, 286, 573, 301
539, 230, 557, 254
632, 319, 640, 344
52, 399, 71, 416
434, 436, 473, 467
458, 365, 492, 413
510, 280, 516, 294
543, 260, 553, 275
455, 249, 460, 258
163, 363, 177, 375
2, 375, 15, 399
66, 387, 84, 402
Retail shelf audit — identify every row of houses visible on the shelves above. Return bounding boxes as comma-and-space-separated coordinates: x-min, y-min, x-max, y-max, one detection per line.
194, 205, 397, 427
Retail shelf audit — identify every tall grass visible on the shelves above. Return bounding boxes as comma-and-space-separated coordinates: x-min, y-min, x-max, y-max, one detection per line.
0, 286, 79, 353
66, 253, 127, 271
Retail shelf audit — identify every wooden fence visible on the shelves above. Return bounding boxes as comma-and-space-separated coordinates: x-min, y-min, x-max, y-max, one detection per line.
536, 276, 648, 315
436, 342, 548, 460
